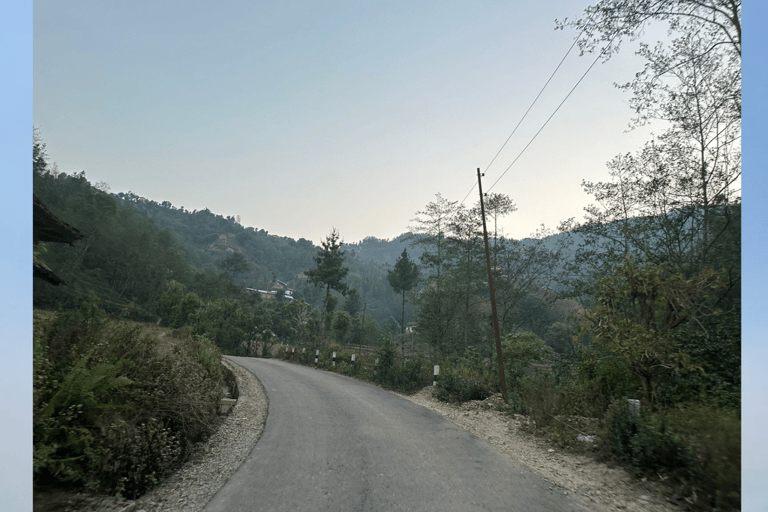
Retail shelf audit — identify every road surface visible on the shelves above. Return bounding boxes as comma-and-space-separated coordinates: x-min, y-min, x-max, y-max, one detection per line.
205, 356, 587, 512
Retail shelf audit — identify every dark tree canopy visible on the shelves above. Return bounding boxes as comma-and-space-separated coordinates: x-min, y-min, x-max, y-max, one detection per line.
219, 252, 251, 280
306, 228, 349, 297
306, 228, 349, 329
387, 249, 420, 336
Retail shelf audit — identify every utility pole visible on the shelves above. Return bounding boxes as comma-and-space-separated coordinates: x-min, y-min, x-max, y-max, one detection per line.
477, 168, 508, 403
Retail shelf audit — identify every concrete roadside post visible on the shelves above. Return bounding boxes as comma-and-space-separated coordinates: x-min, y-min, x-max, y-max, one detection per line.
333, 351, 336, 367
628, 399, 640, 424
433, 365, 440, 387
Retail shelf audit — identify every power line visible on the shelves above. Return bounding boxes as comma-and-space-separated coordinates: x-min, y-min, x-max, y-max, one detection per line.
487, 34, 620, 193
461, 12, 596, 205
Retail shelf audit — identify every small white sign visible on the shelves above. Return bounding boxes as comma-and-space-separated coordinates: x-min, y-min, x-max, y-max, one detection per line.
351, 354, 356, 362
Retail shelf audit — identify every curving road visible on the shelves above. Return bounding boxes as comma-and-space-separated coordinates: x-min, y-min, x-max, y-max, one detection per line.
205, 357, 587, 512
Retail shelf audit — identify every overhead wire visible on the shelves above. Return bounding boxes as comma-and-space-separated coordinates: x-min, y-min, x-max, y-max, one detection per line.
461, 11, 597, 206
487, 26, 625, 193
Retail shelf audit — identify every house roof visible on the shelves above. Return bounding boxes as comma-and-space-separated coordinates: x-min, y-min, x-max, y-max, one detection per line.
33, 195, 83, 246
33, 195, 84, 285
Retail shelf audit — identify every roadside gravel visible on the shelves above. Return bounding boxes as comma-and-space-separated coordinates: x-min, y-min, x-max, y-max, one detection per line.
401, 387, 684, 512
130, 358, 268, 512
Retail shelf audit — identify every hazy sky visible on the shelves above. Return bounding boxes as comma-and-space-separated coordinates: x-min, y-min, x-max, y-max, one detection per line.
34, 0, 668, 244
3, 2, 765, 510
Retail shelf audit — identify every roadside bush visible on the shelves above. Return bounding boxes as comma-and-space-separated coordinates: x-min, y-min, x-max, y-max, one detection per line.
374, 340, 397, 385
602, 400, 740, 510
436, 364, 493, 403
519, 372, 561, 430
34, 302, 224, 498
372, 342, 431, 392
500, 331, 552, 389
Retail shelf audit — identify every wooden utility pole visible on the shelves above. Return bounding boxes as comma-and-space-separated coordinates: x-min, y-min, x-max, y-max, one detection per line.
477, 168, 509, 403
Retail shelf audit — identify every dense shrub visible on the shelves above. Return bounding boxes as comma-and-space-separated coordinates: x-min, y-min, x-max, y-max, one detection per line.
33, 301, 224, 498
603, 400, 740, 510
436, 364, 493, 403
372, 342, 431, 392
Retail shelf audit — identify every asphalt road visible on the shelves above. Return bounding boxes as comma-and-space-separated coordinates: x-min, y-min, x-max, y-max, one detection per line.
205, 357, 587, 512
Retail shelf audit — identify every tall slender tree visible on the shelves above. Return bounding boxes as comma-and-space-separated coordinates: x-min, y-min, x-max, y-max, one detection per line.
386, 249, 420, 351
306, 228, 349, 331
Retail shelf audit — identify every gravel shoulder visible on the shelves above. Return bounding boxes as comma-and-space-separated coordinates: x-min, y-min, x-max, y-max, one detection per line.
400, 387, 685, 512
35, 358, 684, 512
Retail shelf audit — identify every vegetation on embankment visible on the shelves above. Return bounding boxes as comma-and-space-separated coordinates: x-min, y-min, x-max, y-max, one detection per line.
33, 299, 225, 499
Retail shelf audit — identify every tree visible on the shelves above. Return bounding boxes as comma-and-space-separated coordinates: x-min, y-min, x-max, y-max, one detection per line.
562, 1, 740, 306
219, 252, 251, 281
409, 193, 459, 287
331, 311, 352, 344
493, 228, 566, 337
484, 193, 516, 251
558, 0, 741, 61
386, 249, 420, 351
306, 228, 349, 331
585, 256, 724, 405
343, 288, 362, 317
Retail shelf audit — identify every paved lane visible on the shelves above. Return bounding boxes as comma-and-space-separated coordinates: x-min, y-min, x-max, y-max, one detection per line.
205, 357, 586, 512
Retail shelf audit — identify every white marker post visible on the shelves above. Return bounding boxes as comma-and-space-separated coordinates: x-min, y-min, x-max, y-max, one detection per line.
333, 351, 337, 367
433, 365, 440, 387
315, 349, 319, 365
627, 399, 640, 424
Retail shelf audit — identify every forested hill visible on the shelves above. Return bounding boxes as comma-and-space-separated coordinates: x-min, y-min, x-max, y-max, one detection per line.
32, 165, 405, 324
345, 234, 424, 266
114, 191, 319, 288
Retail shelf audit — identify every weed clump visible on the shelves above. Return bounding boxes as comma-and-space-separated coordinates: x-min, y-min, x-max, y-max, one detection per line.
33, 299, 224, 498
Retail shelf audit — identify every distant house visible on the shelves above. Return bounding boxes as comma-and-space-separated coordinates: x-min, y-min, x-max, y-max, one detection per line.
33, 195, 83, 285
246, 280, 295, 301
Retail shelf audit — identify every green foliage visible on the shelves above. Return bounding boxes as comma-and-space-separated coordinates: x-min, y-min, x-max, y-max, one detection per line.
191, 298, 255, 354
602, 401, 740, 510
374, 340, 398, 384
218, 252, 251, 281
157, 280, 204, 329
331, 311, 352, 344
586, 257, 724, 405
661, 311, 741, 409
436, 363, 493, 403
33, 302, 224, 498
33, 166, 196, 318
387, 249, 420, 335
343, 288, 362, 317
500, 331, 552, 389
306, 228, 349, 330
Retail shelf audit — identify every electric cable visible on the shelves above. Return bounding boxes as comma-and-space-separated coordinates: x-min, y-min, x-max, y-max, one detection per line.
461, 10, 597, 205
487, 30, 623, 193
